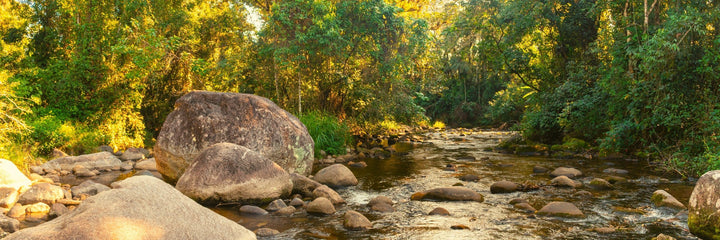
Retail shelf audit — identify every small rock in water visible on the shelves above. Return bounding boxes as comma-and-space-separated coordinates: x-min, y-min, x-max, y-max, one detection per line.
514, 203, 536, 213
313, 164, 358, 188
368, 196, 393, 207
450, 224, 470, 230
533, 166, 549, 173
411, 187, 484, 202
537, 201, 584, 218
254, 228, 280, 237
274, 206, 296, 216
429, 207, 450, 216
551, 176, 582, 188
550, 167, 582, 179
573, 190, 593, 198
371, 202, 395, 213
459, 174, 479, 182
605, 175, 627, 184
588, 178, 613, 190
591, 227, 616, 234
70, 180, 111, 198
72, 165, 95, 177
348, 161, 367, 168
444, 164, 457, 171
306, 197, 335, 215
603, 168, 629, 175
343, 210, 372, 230
290, 197, 305, 207
313, 185, 345, 205
509, 199, 528, 205
266, 199, 287, 212
490, 181, 518, 194
239, 205, 268, 216
651, 190, 685, 210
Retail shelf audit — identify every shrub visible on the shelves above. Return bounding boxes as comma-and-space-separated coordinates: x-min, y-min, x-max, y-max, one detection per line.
27, 115, 109, 156
300, 111, 351, 157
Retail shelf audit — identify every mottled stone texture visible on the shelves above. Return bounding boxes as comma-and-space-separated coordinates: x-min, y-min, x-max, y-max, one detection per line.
688, 170, 720, 240
155, 91, 314, 183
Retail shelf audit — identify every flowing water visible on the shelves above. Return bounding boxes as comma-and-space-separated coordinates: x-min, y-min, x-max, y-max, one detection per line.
210, 130, 699, 239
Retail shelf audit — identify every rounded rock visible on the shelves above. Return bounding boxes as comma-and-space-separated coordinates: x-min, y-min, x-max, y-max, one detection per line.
490, 181, 518, 194
313, 164, 358, 188
175, 143, 292, 204
428, 207, 450, 216
537, 201, 584, 218
549, 167, 582, 179
343, 210, 372, 230
307, 197, 335, 215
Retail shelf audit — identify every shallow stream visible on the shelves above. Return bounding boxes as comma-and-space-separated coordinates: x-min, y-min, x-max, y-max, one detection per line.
212, 130, 699, 239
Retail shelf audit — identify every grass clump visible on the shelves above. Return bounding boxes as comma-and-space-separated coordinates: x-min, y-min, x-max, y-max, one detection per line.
300, 111, 352, 158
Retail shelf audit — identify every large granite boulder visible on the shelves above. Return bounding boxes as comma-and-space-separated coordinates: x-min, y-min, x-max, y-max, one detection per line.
175, 143, 292, 204
155, 91, 314, 183
4, 176, 256, 240
0, 159, 31, 189
38, 152, 122, 172
313, 164, 358, 188
688, 170, 720, 240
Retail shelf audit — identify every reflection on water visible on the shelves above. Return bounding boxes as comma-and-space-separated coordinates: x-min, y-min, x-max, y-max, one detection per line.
208, 130, 698, 239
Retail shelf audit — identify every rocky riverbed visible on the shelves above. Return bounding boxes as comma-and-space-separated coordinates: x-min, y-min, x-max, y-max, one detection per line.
213, 129, 702, 239
0, 128, 712, 239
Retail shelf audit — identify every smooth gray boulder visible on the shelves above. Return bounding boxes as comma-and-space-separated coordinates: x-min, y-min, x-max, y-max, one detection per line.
4, 176, 256, 240
175, 143, 292, 204
154, 91, 314, 183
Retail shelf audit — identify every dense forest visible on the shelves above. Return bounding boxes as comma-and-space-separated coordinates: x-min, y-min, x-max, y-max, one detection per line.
1, 0, 718, 176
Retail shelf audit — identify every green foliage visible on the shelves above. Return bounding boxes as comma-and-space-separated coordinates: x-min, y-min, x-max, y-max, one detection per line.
26, 116, 108, 156
299, 111, 351, 157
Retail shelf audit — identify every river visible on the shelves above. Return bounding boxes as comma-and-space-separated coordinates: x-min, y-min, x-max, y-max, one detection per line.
211, 130, 699, 239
